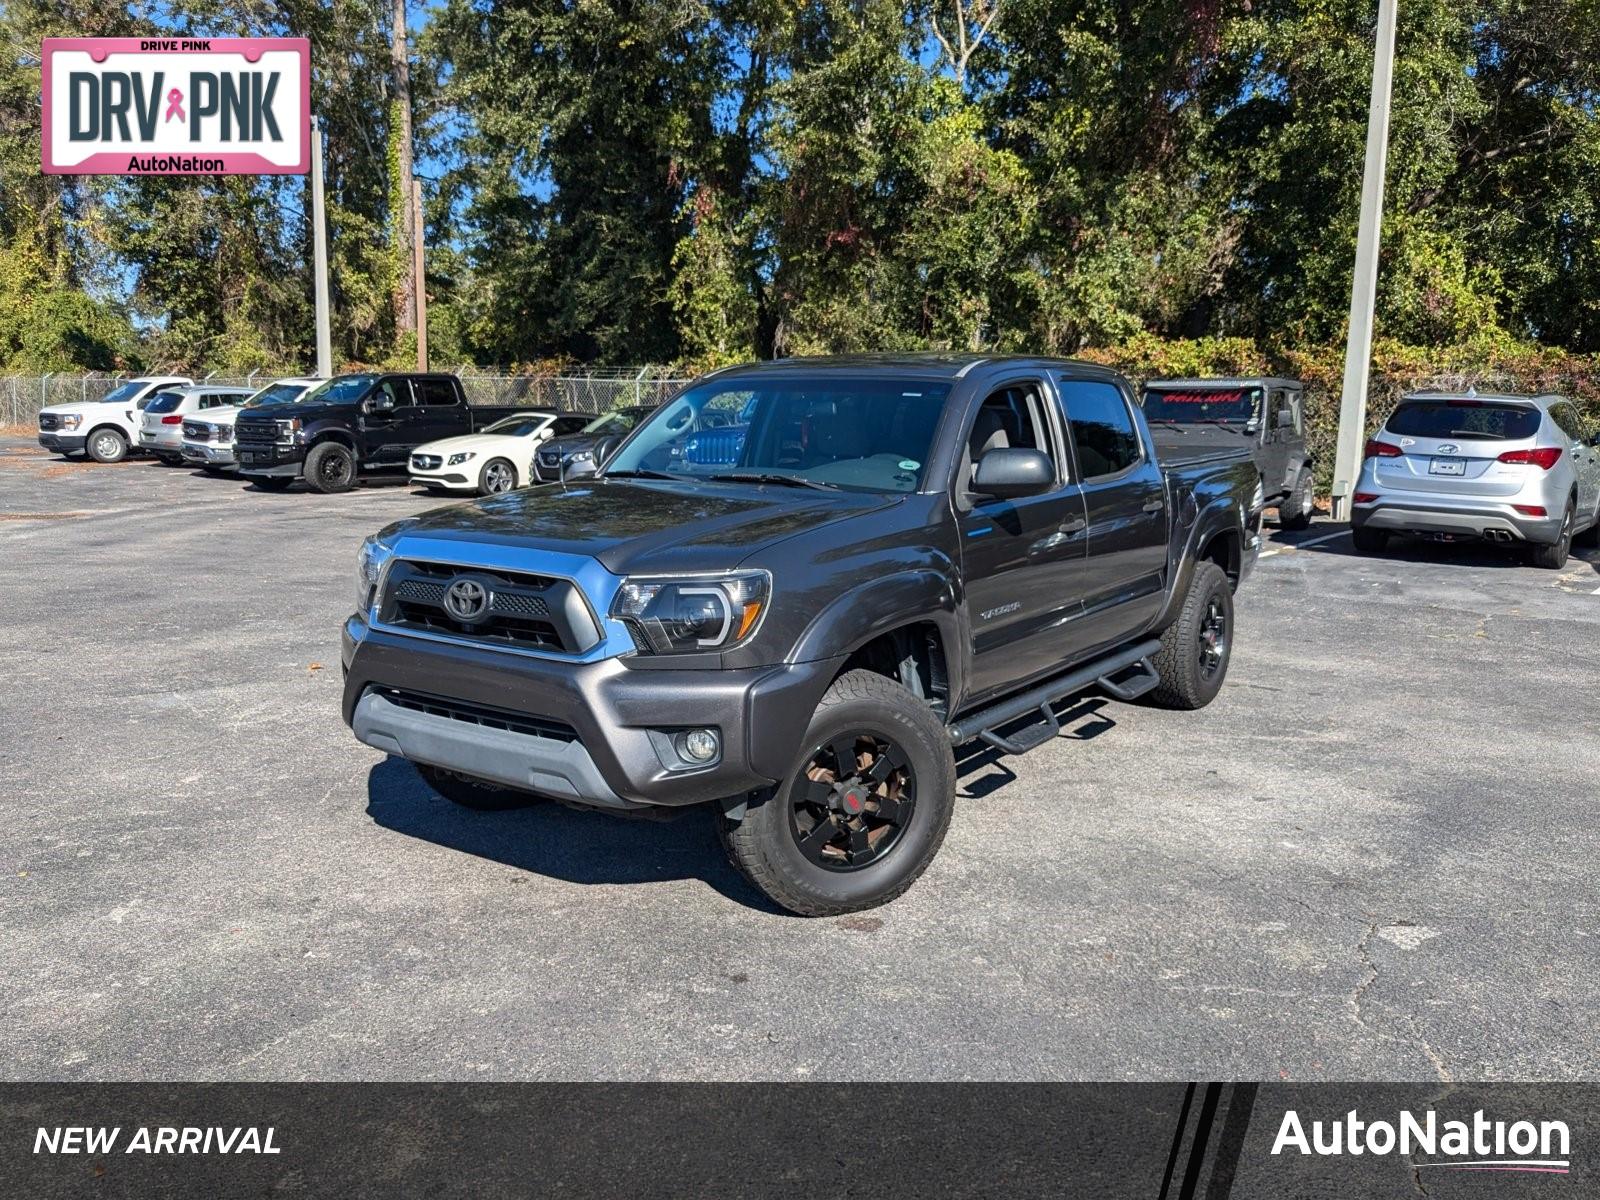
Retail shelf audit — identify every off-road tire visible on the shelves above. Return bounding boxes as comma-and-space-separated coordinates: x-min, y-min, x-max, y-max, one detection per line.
1148, 561, 1233, 710
86, 427, 129, 464
1528, 504, 1574, 570
416, 763, 544, 811
1278, 468, 1314, 530
249, 475, 294, 492
305, 441, 356, 494
717, 670, 955, 917
1351, 527, 1389, 554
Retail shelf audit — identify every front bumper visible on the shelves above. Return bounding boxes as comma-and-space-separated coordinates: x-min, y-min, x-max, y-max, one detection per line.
341, 617, 843, 809
38, 432, 87, 454
182, 440, 238, 466
1352, 496, 1564, 544
235, 443, 305, 476
408, 472, 473, 490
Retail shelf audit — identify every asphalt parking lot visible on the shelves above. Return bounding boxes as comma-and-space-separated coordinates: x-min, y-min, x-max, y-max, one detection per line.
3, 435, 1599, 1082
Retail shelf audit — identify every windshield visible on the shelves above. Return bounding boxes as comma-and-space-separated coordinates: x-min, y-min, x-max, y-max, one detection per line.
245, 382, 312, 408
144, 392, 186, 414
299, 374, 377, 405
1385, 400, 1541, 441
605, 376, 952, 493
483, 414, 552, 437
100, 381, 148, 405
581, 410, 644, 436
1142, 387, 1261, 424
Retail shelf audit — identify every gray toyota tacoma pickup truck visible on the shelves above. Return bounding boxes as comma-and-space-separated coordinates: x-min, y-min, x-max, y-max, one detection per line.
342, 355, 1263, 915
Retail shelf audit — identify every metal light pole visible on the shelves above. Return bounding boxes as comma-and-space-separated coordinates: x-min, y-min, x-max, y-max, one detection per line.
1330, 0, 1399, 521
310, 115, 334, 379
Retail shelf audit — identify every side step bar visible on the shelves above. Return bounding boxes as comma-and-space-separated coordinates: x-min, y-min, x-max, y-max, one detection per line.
946, 638, 1163, 754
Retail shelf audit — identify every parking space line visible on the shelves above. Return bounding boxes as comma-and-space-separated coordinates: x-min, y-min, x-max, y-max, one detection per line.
1259, 529, 1350, 559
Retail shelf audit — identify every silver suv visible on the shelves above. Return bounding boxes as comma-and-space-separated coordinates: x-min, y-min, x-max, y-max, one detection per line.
1352, 391, 1600, 568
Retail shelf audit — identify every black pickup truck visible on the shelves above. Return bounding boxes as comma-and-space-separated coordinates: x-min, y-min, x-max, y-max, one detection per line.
342, 355, 1263, 915
235, 372, 521, 493
1141, 377, 1314, 529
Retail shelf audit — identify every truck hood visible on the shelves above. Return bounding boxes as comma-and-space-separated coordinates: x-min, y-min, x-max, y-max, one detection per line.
385, 478, 902, 576
40, 401, 128, 418
1147, 423, 1257, 467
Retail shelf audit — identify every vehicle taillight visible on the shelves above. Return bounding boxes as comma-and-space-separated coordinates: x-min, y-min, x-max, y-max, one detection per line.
160, 414, 183, 425
1497, 447, 1562, 470
1513, 504, 1548, 517
1364, 439, 1402, 459
1352, 492, 1379, 504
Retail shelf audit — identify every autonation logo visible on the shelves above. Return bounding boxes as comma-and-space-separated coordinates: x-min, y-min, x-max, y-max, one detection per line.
1273, 1109, 1571, 1175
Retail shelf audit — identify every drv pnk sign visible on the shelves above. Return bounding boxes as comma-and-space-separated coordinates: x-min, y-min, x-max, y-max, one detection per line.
42, 37, 309, 175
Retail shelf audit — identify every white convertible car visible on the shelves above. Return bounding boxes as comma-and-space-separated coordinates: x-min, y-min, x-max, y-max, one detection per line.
407, 410, 591, 495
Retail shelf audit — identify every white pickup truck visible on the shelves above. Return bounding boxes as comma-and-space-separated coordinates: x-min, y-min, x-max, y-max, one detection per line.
36, 376, 194, 463
181, 378, 321, 472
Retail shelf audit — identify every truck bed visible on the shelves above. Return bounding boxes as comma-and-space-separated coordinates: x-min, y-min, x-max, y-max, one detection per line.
1149, 425, 1255, 471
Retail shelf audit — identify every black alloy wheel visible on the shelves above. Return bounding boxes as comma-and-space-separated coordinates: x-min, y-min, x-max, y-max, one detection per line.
789, 732, 916, 871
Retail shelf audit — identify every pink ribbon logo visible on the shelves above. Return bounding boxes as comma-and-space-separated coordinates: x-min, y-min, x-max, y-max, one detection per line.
164, 88, 185, 123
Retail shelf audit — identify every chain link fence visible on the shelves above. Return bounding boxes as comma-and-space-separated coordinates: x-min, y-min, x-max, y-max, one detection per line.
1, 366, 695, 428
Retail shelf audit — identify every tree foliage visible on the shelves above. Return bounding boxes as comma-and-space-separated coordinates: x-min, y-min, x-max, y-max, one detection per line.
3, 0, 1600, 374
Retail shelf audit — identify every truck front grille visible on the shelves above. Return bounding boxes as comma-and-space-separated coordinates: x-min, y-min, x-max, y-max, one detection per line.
369, 686, 579, 743
182, 421, 211, 441
379, 559, 593, 655
235, 419, 278, 444
39, 414, 60, 431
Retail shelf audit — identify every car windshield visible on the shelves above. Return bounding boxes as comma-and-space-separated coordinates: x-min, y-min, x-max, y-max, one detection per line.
1386, 400, 1541, 441
100, 381, 152, 404
144, 392, 185, 414
581, 410, 643, 436
245, 382, 312, 408
1141, 387, 1261, 424
605, 375, 952, 493
483, 415, 552, 437
299, 374, 377, 405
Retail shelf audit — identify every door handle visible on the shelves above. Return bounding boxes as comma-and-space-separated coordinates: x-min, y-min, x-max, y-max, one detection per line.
1142, 498, 1165, 514
1058, 516, 1087, 535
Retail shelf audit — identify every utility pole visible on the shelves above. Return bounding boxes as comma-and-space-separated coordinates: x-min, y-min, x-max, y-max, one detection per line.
311, 116, 333, 379
413, 178, 427, 371
390, 0, 417, 336
1330, 0, 1399, 521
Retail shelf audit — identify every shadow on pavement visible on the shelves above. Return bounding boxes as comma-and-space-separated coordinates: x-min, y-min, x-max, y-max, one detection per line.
364, 755, 787, 914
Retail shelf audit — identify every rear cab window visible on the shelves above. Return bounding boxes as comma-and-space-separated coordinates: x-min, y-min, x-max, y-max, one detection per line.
1386, 400, 1541, 441
413, 378, 461, 407
1060, 379, 1143, 478
1141, 386, 1261, 427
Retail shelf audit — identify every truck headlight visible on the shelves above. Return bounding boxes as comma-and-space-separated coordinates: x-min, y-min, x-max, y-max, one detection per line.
58, 414, 82, 430
611, 571, 770, 654
448, 452, 476, 466
276, 418, 302, 445
356, 536, 392, 613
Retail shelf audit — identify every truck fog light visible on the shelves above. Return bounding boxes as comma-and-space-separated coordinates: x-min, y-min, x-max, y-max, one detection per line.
677, 728, 720, 764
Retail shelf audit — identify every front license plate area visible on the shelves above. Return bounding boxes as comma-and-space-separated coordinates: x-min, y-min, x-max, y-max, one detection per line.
1428, 457, 1466, 476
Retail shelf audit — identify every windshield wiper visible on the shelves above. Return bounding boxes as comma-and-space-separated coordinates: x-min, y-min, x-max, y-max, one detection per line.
603, 468, 683, 481
706, 472, 841, 491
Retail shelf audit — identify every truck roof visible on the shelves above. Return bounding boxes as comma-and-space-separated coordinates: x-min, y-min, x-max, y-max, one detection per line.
1144, 377, 1303, 390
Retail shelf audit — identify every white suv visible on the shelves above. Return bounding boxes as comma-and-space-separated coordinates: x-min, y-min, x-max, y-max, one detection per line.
37, 376, 193, 463
138, 385, 256, 464
180, 378, 321, 472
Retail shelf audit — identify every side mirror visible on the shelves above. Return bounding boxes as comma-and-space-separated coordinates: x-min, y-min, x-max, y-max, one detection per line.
1276, 408, 1296, 429
593, 434, 623, 466
367, 393, 395, 413
972, 447, 1053, 500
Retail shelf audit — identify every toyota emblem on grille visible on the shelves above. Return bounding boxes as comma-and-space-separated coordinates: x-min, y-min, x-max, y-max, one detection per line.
444, 578, 489, 622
